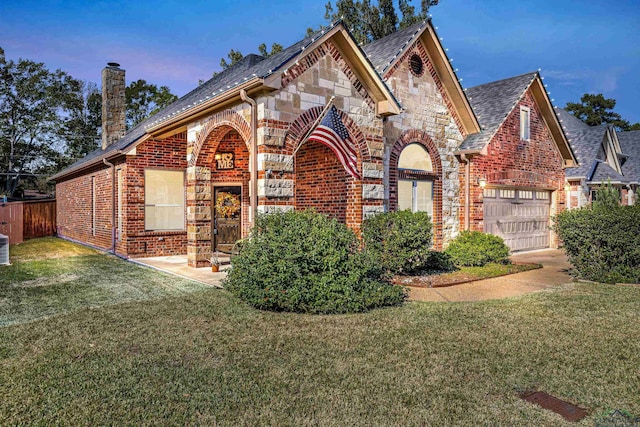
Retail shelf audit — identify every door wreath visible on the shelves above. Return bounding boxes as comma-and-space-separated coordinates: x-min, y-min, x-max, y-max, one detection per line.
215, 192, 241, 218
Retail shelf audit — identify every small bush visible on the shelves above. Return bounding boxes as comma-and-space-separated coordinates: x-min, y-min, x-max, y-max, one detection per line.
362, 210, 443, 275
445, 231, 510, 267
223, 210, 406, 314
554, 204, 640, 283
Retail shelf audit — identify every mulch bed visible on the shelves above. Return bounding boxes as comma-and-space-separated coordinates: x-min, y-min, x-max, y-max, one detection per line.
391, 263, 542, 289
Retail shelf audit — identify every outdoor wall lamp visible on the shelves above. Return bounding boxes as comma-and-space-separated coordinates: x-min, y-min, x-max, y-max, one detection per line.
214, 153, 222, 160
478, 178, 487, 188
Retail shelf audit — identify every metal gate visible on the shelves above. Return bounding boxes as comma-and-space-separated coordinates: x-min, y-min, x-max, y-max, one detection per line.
483, 188, 551, 252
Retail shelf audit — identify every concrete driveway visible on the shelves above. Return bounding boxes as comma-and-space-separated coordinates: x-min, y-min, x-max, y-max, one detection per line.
408, 249, 573, 302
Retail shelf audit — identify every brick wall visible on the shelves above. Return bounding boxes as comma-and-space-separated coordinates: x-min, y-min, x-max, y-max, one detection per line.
124, 133, 188, 258
461, 89, 567, 235
56, 162, 121, 251
295, 140, 350, 222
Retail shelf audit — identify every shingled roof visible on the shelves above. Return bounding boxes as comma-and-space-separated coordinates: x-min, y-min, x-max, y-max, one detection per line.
564, 125, 608, 179
52, 20, 404, 181
363, 21, 427, 74
555, 107, 589, 137
459, 72, 537, 151
619, 130, 640, 183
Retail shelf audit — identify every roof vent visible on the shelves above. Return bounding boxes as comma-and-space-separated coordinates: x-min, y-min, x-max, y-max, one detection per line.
409, 54, 424, 77
0, 234, 9, 265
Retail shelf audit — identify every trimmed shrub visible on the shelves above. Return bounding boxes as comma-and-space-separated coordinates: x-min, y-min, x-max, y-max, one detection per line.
445, 231, 511, 267
554, 205, 640, 283
362, 210, 444, 275
223, 210, 406, 314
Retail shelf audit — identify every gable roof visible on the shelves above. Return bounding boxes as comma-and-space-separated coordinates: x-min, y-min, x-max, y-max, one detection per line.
460, 72, 537, 151
565, 125, 609, 179
619, 130, 640, 183
589, 161, 629, 184
51, 21, 401, 181
363, 20, 481, 135
555, 107, 590, 136
458, 72, 577, 165
363, 22, 426, 73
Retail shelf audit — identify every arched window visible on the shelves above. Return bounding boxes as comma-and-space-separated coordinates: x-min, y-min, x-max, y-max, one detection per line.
398, 143, 434, 217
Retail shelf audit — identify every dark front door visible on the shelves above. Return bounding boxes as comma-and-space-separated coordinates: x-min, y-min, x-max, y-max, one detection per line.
213, 186, 242, 253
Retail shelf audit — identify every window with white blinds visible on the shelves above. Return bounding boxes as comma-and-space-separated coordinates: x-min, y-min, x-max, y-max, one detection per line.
144, 169, 185, 231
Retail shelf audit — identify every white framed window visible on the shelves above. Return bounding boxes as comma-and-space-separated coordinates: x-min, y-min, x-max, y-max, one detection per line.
500, 189, 515, 199
519, 190, 533, 200
520, 106, 530, 141
399, 179, 434, 217
144, 169, 185, 231
483, 188, 496, 198
397, 143, 434, 218
536, 191, 549, 200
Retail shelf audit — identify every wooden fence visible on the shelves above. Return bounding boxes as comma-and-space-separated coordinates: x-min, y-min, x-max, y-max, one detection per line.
0, 200, 56, 244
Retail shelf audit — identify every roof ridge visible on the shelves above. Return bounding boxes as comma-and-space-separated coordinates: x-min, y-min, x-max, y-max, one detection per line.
467, 71, 538, 91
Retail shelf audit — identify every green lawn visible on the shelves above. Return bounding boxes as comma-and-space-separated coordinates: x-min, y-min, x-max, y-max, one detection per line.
1, 238, 639, 425
0, 237, 207, 326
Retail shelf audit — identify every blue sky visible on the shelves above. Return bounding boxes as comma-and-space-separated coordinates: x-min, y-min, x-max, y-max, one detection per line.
1, 0, 639, 123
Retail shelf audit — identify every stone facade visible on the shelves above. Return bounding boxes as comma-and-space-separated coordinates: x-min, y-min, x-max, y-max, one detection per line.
101, 64, 126, 150
383, 41, 465, 248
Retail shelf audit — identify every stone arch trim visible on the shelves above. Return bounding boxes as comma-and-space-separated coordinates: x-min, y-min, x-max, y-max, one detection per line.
389, 129, 444, 249
285, 106, 371, 166
188, 110, 251, 167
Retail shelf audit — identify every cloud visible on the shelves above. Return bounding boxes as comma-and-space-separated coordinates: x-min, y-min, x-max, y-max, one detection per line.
545, 67, 627, 94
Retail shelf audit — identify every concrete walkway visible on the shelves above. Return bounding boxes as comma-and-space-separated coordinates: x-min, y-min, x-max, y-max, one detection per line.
408, 249, 573, 302
132, 249, 573, 302
131, 255, 228, 288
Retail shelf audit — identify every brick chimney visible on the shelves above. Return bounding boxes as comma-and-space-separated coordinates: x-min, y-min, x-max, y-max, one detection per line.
101, 62, 126, 150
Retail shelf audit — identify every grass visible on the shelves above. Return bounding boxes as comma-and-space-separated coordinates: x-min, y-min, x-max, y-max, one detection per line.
394, 263, 541, 288
0, 237, 207, 326
1, 238, 639, 425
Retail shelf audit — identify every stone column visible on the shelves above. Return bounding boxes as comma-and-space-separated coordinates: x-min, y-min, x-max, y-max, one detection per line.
187, 166, 212, 268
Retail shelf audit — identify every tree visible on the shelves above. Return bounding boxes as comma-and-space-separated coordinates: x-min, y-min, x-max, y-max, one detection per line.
565, 93, 640, 131
324, 0, 439, 45
0, 47, 81, 197
125, 79, 178, 128
219, 43, 284, 71
60, 81, 102, 164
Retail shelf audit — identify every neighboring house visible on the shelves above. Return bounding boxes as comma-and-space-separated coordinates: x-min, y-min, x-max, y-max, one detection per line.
557, 108, 637, 207
618, 129, 640, 204
51, 19, 578, 266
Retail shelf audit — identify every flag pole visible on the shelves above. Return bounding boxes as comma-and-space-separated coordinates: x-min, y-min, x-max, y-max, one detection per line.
291, 96, 335, 158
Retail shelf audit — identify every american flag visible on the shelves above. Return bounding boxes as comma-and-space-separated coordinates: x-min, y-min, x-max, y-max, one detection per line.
307, 105, 361, 179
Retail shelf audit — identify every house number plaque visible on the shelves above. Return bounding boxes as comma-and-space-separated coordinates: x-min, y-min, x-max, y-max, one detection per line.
216, 152, 234, 170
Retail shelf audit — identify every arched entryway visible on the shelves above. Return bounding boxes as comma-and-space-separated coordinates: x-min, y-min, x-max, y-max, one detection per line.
390, 130, 443, 249
186, 111, 252, 268
285, 106, 369, 231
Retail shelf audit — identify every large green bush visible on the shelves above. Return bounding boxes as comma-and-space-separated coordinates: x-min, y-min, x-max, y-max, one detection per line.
223, 210, 406, 314
362, 210, 446, 275
554, 205, 640, 283
444, 231, 511, 267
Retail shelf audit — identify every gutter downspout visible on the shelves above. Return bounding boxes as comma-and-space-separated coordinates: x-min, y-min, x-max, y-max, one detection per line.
103, 158, 116, 254
460, 153, 470, 231
240, 89, 258, 227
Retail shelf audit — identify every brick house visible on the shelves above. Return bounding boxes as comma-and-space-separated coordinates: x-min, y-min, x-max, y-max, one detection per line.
556, 108, 638, 207
455, 73, 576, 251
51, 19, 577, 266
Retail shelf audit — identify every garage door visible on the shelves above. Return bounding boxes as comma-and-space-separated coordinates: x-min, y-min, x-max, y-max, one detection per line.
483, 188, 551, 251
